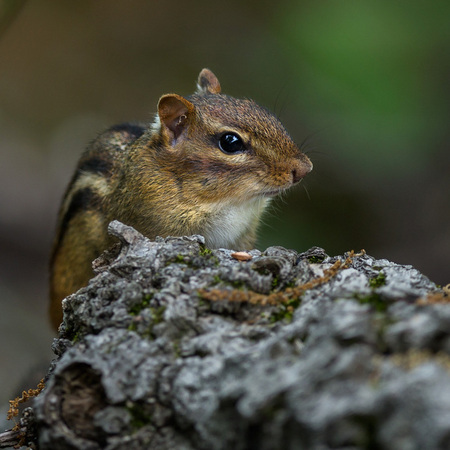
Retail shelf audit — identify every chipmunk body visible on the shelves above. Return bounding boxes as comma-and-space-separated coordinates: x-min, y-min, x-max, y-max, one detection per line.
49, 69, 312, 329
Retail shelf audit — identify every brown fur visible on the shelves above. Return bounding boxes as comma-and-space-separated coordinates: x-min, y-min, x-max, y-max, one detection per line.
49, 69, 312, 330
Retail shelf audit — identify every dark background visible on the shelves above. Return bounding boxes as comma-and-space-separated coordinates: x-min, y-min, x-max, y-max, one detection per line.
0, 0, 449, 408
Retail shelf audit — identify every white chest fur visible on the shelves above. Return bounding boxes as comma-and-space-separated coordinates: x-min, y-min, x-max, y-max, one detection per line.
202, 197, 270, 249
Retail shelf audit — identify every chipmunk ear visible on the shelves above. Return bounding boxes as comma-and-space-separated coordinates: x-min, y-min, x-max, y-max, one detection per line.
158, 94, 195, 142
197, 68, 221, 94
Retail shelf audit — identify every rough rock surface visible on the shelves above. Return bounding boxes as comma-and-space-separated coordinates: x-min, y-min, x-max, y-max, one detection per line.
19, 221, 450, 449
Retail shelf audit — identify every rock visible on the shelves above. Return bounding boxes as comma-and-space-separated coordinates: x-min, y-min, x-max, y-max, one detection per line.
15, 221, 450, 449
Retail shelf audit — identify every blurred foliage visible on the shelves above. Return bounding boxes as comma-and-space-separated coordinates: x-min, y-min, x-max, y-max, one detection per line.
277, 1, 450, 175
0, 0, 26, 37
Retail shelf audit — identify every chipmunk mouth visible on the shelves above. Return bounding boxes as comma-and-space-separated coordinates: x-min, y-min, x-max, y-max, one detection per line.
258, 186, 289, 198
257, 168, 309, 198
261, 190, 281, 198
259, 178, 305, 198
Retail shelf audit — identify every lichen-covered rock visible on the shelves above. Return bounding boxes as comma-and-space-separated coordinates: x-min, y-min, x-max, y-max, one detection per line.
28, 221, 450, 449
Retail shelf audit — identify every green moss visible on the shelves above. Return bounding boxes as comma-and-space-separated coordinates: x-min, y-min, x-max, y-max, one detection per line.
129, 294, 153, 316
63, 322, 82, 343
356, 292, 387, 313
151, 305, 166, 324
128, 322, 156, 340
353, 270, 388, 313
127, 404, 152, 429
254, 265, 281, 290
175, 254, 188, 264
271, 275, 280, 290
175, 251, 219, 268
210, 277, 246, 289
368, 271, 386, 288
372, 313, 393, 353
127, 304, 165, 339
199, 245, 220, 266
229, 279, 245, 289
168, 246, 219, 269
270, 297, 302, 323
173, 340, 181, 358
163, 253, 193, 267
199, 245, 213, 257
127, 322, 138, 332
307, 255, 326, 264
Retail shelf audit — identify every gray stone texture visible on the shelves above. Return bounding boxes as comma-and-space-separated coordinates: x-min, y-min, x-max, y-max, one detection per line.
27, 221, 449, 449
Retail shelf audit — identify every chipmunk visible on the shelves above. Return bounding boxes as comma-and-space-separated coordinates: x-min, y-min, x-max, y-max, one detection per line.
49, 68, 313, 329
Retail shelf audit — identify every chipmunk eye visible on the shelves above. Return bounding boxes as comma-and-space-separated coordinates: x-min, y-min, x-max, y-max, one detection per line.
218, 133, 246, 154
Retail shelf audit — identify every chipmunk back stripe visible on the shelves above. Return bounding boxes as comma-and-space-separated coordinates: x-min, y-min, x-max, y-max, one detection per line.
78, 157, 113, 176
53, 187, 102, 261
108, 123, 146, 139
67, 124, 146, 185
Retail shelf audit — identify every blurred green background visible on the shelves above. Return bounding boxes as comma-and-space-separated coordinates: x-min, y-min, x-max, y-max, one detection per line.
0, 0, 449, 408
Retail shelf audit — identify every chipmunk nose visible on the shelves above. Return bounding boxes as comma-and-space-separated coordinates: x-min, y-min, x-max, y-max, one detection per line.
291, 159, 313, 184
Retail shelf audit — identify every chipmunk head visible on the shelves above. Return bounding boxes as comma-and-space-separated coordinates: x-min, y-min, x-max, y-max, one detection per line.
154, 68, 312, 204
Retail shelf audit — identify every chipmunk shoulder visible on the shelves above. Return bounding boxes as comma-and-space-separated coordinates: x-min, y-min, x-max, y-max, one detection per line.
49, 68, 313, 329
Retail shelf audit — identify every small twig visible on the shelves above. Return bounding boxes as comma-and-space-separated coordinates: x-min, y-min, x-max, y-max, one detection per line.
1, 407, 36, 449
7, 379, 45, 425
200, 250, 364, 306
0, 428, 23, 448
